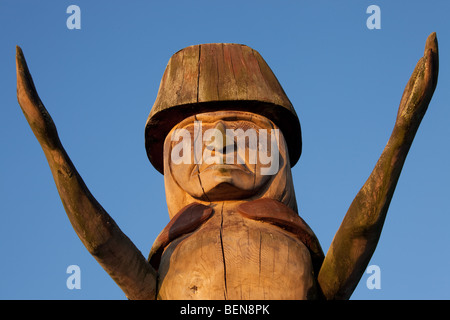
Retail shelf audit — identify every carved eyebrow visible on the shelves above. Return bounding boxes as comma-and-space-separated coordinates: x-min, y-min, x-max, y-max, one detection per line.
176, 111, 271, 125
172, 112, 277, 138
177, 120, 265, 132
195, 112, 269, 123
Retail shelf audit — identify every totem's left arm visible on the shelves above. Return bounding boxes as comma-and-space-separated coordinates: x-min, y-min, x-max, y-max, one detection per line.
317, 32, 439, 300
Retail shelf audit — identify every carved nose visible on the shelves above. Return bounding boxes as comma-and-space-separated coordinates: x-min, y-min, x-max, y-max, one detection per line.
206, 121, 233, 153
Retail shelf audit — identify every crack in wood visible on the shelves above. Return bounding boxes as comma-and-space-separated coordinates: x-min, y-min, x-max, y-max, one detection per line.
196, 45, 201, 103
218, 202, 228, 299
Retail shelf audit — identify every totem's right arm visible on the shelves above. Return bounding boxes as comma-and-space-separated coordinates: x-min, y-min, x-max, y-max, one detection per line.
16, 46, 156, 300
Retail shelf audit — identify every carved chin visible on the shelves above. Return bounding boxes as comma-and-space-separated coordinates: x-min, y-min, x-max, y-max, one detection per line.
195, 169, 270, 201
202, 181, 256, 201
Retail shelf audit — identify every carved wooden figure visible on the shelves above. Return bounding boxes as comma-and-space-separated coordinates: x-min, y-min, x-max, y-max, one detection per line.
16, 33, 438, 300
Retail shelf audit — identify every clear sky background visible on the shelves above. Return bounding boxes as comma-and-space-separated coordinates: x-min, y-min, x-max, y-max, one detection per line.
1, 1, 449, 300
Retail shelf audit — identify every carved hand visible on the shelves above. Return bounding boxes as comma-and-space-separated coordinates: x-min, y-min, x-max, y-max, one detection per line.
396, 32, 438, 131
16, 46, 60, 150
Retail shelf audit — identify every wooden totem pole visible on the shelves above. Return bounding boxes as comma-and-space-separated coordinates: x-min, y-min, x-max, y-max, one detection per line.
16, 33, 438, 300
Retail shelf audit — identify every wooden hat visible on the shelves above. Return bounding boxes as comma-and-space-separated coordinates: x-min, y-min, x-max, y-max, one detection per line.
145, 43, 302, 174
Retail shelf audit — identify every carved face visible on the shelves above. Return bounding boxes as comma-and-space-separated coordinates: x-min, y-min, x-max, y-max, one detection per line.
164, 111, 287, 202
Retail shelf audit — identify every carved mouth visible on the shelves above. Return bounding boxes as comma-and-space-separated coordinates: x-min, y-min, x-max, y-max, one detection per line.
201, 163, 249, 173
191, 157, 251, 177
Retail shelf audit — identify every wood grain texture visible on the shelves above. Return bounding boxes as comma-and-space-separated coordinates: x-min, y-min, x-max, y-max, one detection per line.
155, 202, 320, 300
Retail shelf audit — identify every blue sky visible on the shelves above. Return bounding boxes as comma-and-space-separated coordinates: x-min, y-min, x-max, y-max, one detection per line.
1, 1, 449, 300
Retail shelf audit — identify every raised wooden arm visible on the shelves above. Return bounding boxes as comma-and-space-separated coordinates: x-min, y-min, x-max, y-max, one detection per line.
16, 46, 157, 300
317, 32, 439, 300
